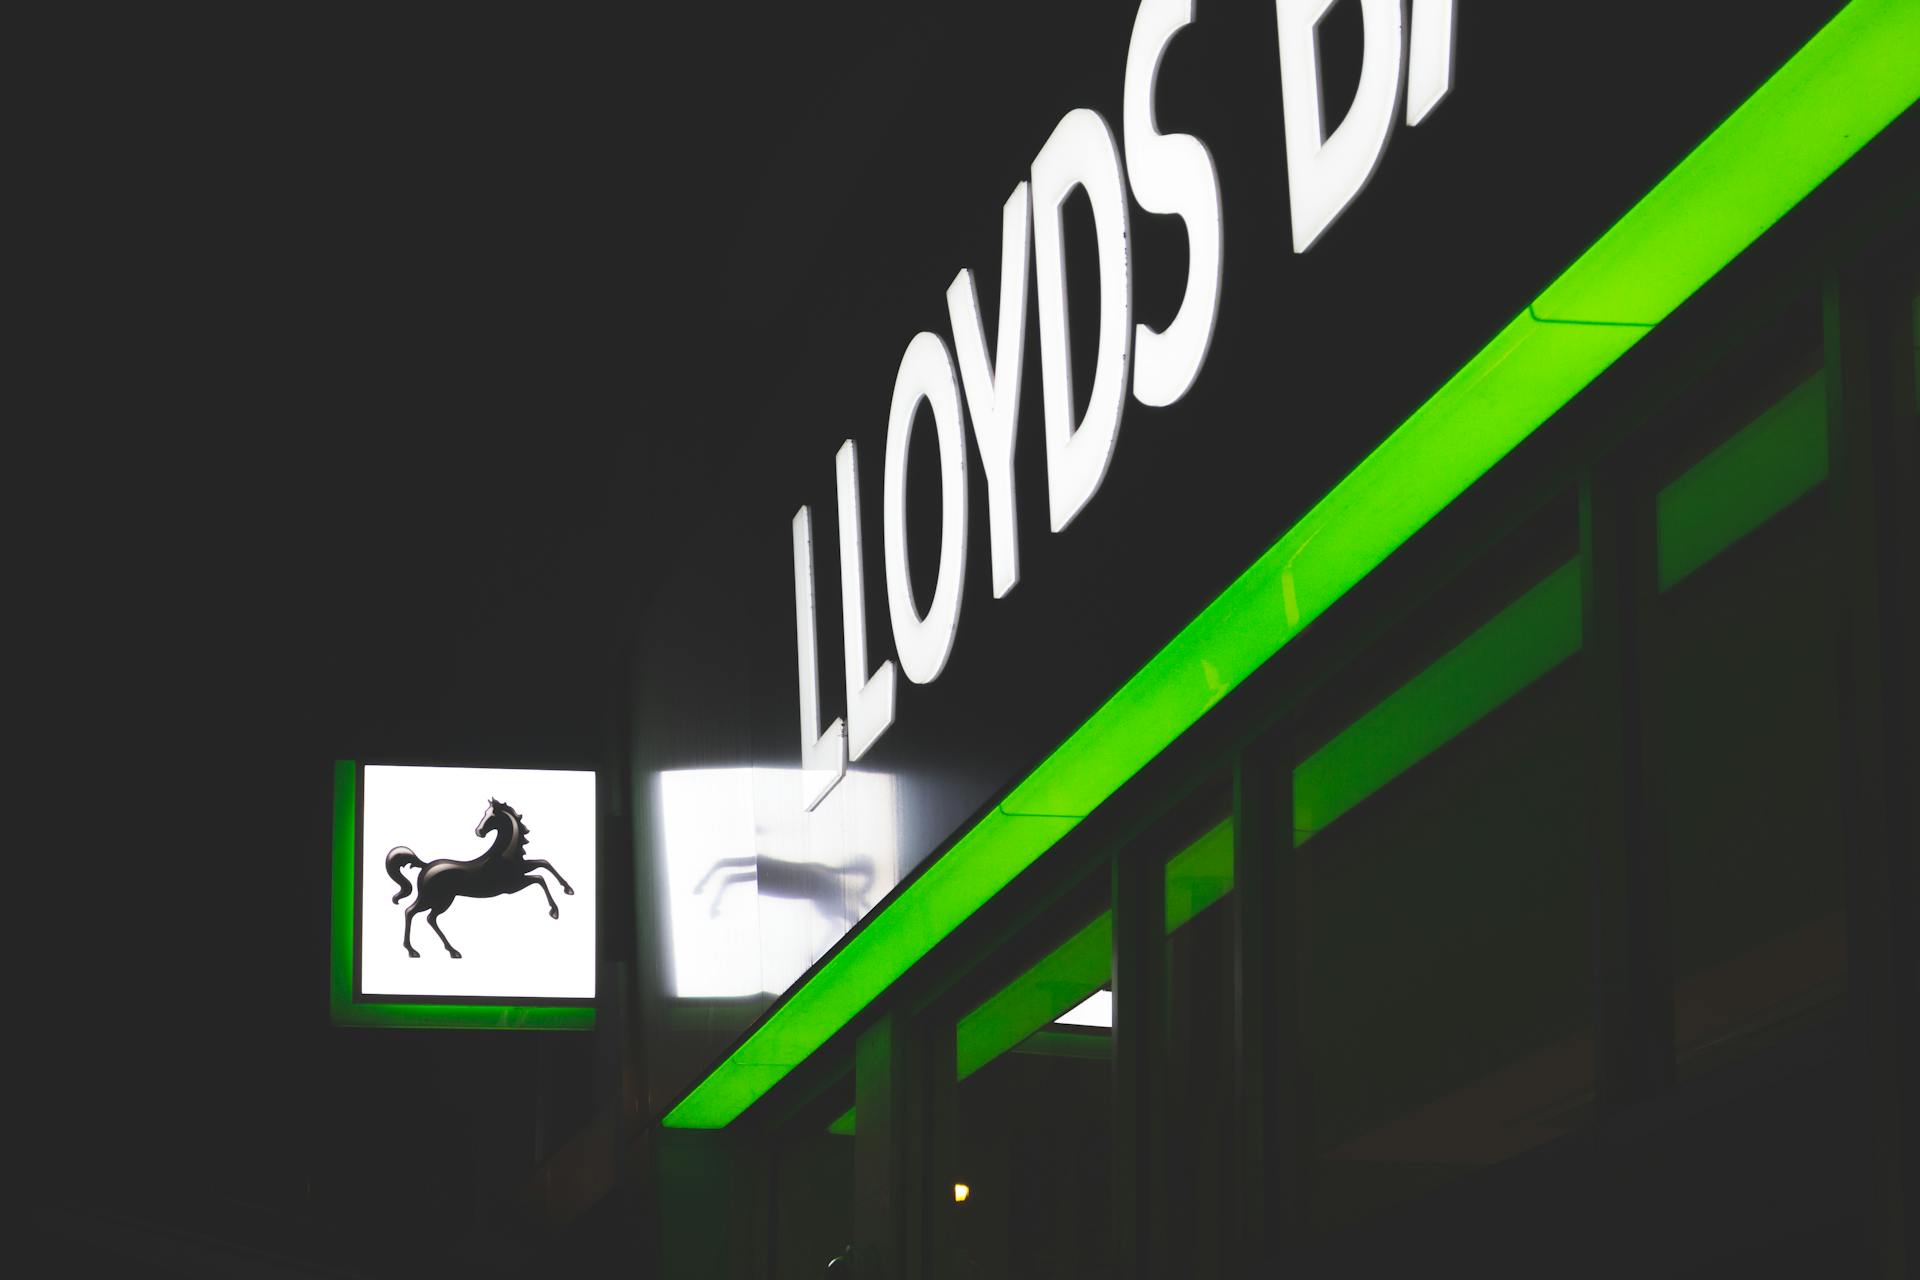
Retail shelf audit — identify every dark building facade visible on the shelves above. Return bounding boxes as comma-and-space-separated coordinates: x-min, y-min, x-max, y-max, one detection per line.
633, 2, 1916, 1277
33, 4, 1909, 1278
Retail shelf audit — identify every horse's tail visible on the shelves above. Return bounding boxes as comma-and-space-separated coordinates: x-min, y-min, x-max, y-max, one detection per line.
386, 847, 425, 903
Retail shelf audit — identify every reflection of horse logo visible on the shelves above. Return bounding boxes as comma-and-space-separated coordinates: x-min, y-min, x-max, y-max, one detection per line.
694, 855, 874, 928
386, 798, 574, 959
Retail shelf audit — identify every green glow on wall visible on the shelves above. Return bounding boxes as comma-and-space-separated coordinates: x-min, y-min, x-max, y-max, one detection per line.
1656, 373, 1828, 590
664, 2, 1918, 1130
1294, 563, 1583, 844
330, 760, 594, 1032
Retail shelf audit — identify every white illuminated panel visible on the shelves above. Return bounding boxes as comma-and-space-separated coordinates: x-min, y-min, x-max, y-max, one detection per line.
656, 767, 901, 998
1055, 989, 1113, 1029
1032, 107, 1132, 533
1125, 0, 1222, 408
882, 330, 970, 685
360, 765, 596, 1001
1275, 0, 1403, 252
946, 182, 1032, 599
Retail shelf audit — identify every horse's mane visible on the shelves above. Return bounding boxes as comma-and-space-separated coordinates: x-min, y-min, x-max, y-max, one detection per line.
489, 797, 531, 847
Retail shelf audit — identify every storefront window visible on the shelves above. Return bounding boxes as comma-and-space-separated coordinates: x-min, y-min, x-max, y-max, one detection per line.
1296, 551, 1594, 1233
948, 889, 1113, 1278
1651, 363, 1846, 1077
775, 1085, 855, 1278
1161, 811, 1234, 1279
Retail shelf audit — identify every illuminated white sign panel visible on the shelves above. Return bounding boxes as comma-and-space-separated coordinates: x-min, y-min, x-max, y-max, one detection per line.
792, 0, 1457, 807
655, 767, 902, 997
360, 764, 596, 1001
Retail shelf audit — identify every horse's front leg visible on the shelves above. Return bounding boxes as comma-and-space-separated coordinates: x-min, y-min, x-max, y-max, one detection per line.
523, 858, 574, 896
509, 873, 561, 918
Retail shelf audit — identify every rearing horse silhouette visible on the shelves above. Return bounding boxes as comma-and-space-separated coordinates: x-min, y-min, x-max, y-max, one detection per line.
386, 798, 574, 959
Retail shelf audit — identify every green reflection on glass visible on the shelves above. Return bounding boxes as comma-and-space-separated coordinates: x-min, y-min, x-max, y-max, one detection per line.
958, 913, 1111, 1083
1656, 373, 1828, 591
1165, 818, 1233, 932
666, 2, 1918, 1129
833, 818, 1232, 1134
1294, 563, 1583, 845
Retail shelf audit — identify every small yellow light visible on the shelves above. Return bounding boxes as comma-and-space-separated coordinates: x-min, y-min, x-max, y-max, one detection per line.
952, 1183, 971, 1203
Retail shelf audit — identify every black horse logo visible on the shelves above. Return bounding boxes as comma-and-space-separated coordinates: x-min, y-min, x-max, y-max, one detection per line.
386, 797, 574, 959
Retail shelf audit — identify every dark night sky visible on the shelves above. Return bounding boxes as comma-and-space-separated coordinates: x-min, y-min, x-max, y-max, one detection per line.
29, 7, 903, 1265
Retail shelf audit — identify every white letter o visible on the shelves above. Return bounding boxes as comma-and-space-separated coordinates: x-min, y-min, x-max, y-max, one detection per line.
883, 330, 969, 685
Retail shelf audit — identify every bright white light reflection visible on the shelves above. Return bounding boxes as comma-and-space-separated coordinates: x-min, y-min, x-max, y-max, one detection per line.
656, 767, 900, 998
1055, 988, 1113, 1029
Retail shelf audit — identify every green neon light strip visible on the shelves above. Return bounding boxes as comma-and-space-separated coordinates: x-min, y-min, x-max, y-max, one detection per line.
1656, 372, 1828, 590
1294, 562, 1582, 845
330, 760, 594, 1031
665, 0, 1918, 1129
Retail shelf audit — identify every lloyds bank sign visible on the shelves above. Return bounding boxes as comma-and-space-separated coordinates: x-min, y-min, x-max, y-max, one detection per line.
791, 0, 1458, 808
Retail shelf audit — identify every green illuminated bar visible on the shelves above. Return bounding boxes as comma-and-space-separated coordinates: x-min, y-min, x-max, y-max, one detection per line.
1294, 562, 1582, 844
330, 760, 594, 1031
664, 1, 1918, 1129
1656, 372, 1828, 590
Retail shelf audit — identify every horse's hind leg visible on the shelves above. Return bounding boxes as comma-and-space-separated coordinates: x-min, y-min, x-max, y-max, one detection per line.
693, 856, 753, 895
426, 907, 461, 959
403, 902, 422, 957
523, 858, 574, 896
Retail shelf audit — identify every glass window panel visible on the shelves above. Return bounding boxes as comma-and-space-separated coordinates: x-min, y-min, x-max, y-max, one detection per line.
1299, 565, 1594, 1233
1651, 368, 1845, 1078
1162, 806, 1234, 1280
942, 815, 1230, 1277
774, 1104, 854, 1278
949, 896, 1113, 1279
1655, 371, 1826, 590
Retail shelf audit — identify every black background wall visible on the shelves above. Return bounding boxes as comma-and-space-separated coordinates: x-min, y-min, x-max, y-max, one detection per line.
21, 2, 1885, 1277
